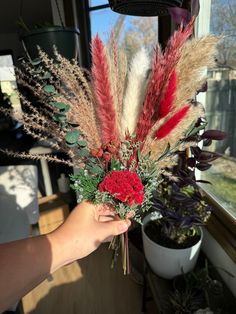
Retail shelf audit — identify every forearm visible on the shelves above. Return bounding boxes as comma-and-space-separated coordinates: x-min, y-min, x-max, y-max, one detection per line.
0, 202, 130, 313
0, 234, 64, 313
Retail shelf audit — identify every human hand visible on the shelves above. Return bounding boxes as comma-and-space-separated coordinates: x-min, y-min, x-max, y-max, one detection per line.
48, 201, 131, 270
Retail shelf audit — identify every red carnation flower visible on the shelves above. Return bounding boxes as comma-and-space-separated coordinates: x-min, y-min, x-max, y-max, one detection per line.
98, 170, 144, 207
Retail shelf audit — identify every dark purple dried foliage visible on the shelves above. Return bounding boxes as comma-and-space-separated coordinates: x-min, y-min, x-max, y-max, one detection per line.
152, 117, 226, 241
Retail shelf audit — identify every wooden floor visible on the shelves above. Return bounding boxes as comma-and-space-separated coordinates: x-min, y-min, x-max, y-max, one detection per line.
22, 197, 156, 314
23, 245, 146, 314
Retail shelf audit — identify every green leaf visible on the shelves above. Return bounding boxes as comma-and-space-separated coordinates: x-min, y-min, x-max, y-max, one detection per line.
184, 120, 196, 137
41, 71, 51, 79
89, 165, 103, 174
111, 157, 121, 170
66, 142, 78, 148
157, 143, 171, 161
137, 150, 142, 161
51, 102, 70, 112
43, 85, 55, 94
31, 58, 41, 65
65, 130, 80, 144
78, 140, 87, 147
78, 148, 89, 157
53, 113, 66, 122
188, 121, 208, 137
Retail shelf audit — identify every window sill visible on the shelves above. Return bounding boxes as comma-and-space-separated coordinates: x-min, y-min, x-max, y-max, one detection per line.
202, 190, 236, 263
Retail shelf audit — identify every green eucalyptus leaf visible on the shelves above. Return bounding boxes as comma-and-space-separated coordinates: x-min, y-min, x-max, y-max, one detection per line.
66, 142, 78, 148
78, 140, 87, 147
65, 130, 79, 144
41, 71, 51, 79
51, 102, 70, 112
31, 58, 41, 65
78, 148, 89, 157
53, 113, 66, 122
43, 85, 55, 94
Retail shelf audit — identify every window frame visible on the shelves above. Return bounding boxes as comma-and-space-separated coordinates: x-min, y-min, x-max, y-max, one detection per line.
195, 0, 236, 261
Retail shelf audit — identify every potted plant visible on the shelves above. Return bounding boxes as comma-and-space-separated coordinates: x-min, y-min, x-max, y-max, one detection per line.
142, 122, 227, 279
18, 18, 80, 61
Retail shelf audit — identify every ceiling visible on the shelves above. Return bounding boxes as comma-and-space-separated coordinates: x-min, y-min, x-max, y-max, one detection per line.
0, 0, 53, 33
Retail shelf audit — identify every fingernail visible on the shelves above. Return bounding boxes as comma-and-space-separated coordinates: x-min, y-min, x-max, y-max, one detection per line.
119, 222, 128, 232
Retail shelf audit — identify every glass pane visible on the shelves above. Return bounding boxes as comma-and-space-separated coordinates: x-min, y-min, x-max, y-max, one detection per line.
89, 0, 108, 7
0, 54, 21, 111
90, 7, 158, 57
199, 0, 236, 219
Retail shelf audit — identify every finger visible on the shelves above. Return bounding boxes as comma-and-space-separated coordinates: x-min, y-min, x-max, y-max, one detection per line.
99, 219, 131, 239
98, 215, 115, 222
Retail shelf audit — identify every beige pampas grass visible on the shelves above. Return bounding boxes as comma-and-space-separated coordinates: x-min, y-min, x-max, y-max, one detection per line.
39, 50, 102, 149
120, 48, 150, 137
174, 35, 220, 109
106, 42, 128, 132
143, 104, 205, 160
117, 49, 128, 125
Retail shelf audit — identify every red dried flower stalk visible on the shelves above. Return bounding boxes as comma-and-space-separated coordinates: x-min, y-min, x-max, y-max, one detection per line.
136, 18, 194, 142
91, 34, 119, 145
152, 18, 194, 121
158, 70, 177, 119
155, 105, 190, 140
135, 45, 163, 142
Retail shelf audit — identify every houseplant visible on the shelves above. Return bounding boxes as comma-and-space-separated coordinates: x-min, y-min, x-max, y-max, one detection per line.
18, 17, 80, 61
142, 119, 227, 279
21, 26, 80, 61
0, 19, 224, 274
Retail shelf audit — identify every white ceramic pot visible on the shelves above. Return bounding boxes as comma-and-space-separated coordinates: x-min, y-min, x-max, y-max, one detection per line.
142, 212, 203, 279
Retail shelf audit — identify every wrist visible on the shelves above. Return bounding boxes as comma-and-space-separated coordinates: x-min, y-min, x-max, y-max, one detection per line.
46, 229, 71, 273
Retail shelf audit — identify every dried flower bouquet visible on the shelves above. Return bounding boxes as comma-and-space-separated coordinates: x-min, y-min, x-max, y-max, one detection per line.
0, 19, 220, 273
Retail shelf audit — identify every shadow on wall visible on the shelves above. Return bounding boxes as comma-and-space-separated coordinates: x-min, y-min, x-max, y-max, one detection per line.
0, 165, 39, 243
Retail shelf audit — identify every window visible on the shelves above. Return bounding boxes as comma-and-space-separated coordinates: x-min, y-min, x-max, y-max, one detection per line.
0, 51, 21, 112
89, 3, 158, 58
196, 0, 236, 221
89, 0, 108, 7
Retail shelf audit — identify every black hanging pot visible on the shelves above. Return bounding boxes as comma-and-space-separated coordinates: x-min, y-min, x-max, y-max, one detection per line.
108, 0, 184, 16
21, 26, 80, 61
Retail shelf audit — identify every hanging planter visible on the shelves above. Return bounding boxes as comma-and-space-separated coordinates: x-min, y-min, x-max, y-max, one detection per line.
21, 26, 80, 61
108, 0, 184, 16
142, 213, 203, 279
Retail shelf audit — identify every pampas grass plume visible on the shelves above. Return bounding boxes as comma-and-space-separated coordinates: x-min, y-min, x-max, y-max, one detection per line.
121, 48, 150, 137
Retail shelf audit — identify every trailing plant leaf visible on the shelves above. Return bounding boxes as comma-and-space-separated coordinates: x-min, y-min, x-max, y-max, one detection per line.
203, 138, 212, 147
201, 130, 227, 140
196, 162, 212, 171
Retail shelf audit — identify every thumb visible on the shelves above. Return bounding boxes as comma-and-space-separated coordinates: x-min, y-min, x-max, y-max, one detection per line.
99, 219, 131, 240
